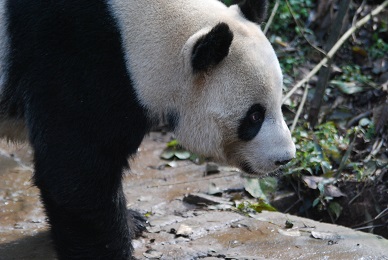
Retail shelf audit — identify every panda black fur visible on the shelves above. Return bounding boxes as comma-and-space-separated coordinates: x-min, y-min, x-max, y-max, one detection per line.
0, 0, 295, 259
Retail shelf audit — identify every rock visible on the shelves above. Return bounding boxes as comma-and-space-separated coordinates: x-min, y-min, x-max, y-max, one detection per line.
205, 163, 219, 175
183, 193, 233, 206
143, 249, 163, 259
176, 224, 193, 237
311, 231, 341, 241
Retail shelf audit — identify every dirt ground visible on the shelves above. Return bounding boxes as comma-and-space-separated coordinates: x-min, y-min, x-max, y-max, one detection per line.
1, 132, 387, 259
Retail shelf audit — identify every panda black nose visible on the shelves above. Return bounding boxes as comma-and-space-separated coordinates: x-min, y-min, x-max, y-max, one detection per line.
275, 159, 292, 166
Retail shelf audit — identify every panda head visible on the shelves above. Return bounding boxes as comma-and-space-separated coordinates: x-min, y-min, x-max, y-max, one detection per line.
167, 0, 296, 176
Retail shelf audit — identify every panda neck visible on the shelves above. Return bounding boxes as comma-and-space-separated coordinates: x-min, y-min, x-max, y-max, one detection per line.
107, 0, 230, 114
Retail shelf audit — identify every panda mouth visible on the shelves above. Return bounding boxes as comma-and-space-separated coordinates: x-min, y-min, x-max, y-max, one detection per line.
239, 161, 260, 176
239, 161, 280, 177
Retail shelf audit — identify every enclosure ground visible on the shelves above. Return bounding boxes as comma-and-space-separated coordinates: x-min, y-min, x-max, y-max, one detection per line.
0, 132, 387, 259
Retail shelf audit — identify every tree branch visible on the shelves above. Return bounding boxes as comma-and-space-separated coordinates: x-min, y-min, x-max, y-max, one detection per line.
264, 0, 279, 35
282, 0, 388, 104
308, 0, 351, 127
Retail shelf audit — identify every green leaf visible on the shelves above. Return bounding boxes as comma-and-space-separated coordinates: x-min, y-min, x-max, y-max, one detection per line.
259, 177, 278, 195
313, 198, 320, 207
237, 202, 245, 211
330, 80, 364, 95
244, 178, 266, 200
321, 161, 332, 172
160, 147, 175, 160
244, 177, 278, 202
249, 200, 277, 213
328, 202, 343, 220
364, 161, 377, 176
174, 149, 191, 160
359, 118, 372, 127
167, 139, 179, 148
317, 182, 325, 195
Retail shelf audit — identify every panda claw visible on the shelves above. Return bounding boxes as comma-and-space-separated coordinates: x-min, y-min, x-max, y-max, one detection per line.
127, 209, 149, 238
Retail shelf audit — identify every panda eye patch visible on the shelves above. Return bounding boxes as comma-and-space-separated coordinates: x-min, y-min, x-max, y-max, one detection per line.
238, 104, 266, 141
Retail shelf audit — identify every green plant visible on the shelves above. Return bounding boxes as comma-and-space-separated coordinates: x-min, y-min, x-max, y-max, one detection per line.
280, 122, 350, 219
269, 0, 313, 39
237, 200, 277, 214
337, 65, 372, 83
279, 55, 306, 75
309, 177, 343, 221
160, 139, 203, 164
284, 122, 348, 176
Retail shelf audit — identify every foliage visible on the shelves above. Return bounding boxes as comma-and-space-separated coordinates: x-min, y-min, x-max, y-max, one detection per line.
279, 55, 307, 75
369, 38, 388, 59
265, 0, 314, 74
241, 0, 387, 234
160, 139, 198, 161
160, 0, 388, 233
280, 118, 386, 221
268, 0, 313, 37
284, 122, 350, 176
237, 200, 277, 214
336, 65, 372, 85
243, 177, 278, 202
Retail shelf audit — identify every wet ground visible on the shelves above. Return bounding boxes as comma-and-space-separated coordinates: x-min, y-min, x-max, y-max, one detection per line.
1, 132, 388, 259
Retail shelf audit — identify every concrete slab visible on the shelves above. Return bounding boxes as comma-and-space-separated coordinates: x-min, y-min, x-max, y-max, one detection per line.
0, 133, 387, 259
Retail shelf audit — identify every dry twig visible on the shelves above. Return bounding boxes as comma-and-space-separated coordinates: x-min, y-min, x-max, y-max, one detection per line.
284, 0, 325, 55
264, 0, 279, 35
352, 0, 367, 43
282, 0, 388, 103
308, 0, 351, 127
290, 84, 309, 133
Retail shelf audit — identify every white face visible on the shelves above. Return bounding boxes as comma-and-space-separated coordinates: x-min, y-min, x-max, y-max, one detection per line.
174, 12, 295, 175
109, 0, 295, 176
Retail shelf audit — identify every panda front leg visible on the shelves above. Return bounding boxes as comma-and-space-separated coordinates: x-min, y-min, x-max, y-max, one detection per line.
29, 125, 144, 259
33, 153, 136, 259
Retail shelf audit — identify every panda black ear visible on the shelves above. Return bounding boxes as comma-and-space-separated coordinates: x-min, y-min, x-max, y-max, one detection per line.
234, 0, 268, 24
191, 23, 233, 72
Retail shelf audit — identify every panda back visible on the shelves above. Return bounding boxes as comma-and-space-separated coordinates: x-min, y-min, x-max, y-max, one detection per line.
1, 0, 150, 145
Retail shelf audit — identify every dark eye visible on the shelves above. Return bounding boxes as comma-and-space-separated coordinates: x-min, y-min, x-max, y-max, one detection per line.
250, 111, 263, 123
238, 104, 266, 141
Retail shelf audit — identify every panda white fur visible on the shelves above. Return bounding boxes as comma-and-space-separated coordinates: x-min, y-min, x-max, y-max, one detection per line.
0, 0, 295, 259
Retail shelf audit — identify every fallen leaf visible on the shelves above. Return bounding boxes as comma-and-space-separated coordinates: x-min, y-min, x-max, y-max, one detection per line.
324, 185, 346, 198
302, 176, 335, 190
352, 46, 368, 57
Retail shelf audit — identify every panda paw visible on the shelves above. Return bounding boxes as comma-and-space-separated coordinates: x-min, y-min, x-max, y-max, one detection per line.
127, 209, 149, 238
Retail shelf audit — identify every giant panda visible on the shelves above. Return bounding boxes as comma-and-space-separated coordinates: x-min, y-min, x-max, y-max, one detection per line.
0, 0, 296, 259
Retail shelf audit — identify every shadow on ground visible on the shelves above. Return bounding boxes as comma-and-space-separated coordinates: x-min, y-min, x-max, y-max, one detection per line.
0, 232, 55, 260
